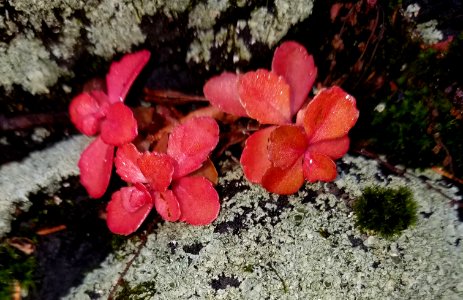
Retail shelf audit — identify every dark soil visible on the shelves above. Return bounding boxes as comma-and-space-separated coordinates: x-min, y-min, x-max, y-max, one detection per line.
5, 176, 114, 300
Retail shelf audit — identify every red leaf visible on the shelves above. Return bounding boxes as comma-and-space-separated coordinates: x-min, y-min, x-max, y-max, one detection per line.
268, 125, 308, 169
69, 93, 105, 136
100, 102, 138, 146
307, 136, 350, 159
303, 86, 359, 143
303, 151, 337, 182
115, 143, 146, 184
106, 185, 153, 235
167, 117, 219, 179
240, 126, 275, 184
152, 190, 181, 222
172, 176, 220, 225
106, 50, 151, 104
238, 69, 292, 125
272, 41, 317, 115
261, 157, 305, 195
138, 152, 174, 192
203, 72, 248, 117
78, 136, 114, 198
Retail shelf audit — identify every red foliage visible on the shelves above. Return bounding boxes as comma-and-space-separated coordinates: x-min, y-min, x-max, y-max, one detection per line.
204, 41, 359, 195
71, 40, 362, 236
106, 185, 154, 235
69, 50, 151, 198
204, 41, 317, 123
243, 87, 359, 194
107, 117, 220, 235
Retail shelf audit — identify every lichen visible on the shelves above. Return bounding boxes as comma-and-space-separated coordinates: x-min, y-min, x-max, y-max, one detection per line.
0, 35, 66, 94
248, 0, 314, 46
188, 0, 228, 30
8, 0, 85, 31
0, 0, 191, 94
86, 0, 146, 58
415, 20, 443, 44
1, 0, 313, 94
186, 0, 314, 66
0, 136, 91, 237
64, 155, 463, 299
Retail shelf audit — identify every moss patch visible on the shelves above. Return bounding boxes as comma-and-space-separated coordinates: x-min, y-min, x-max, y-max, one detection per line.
353, 186, 418, 238
115, 280, 157, 300
0, 243, 36, 299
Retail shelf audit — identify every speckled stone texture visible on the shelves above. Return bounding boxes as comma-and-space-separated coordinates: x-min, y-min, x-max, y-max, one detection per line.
0, 135, 90, 237
64, 154, 463, 299
0, 0, 314, 96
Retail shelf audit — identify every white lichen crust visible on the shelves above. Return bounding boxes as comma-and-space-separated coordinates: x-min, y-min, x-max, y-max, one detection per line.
0, 0, 191, 94
64, 155, 463, 299
1, 0, 315, 94
186, 0, 315, 67
0, 36, 67, 94
0, 135, 91, 237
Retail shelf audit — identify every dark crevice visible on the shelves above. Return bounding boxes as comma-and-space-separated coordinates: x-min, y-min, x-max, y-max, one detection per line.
183, 242, 204, 255
214, 206, 253, 235
5, 176, 114, 300
210, 273, 241, 290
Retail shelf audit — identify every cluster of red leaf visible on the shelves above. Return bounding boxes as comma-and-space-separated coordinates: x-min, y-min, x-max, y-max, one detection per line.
70, 51, 220, 235
108, 117, 220, 235
204, 41, 359, 194
69, 51, 149, 198
70, 41, 359, 235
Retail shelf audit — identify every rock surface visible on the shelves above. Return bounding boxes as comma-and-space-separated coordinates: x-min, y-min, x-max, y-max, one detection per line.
64, 154, 463, 299
0, 0, 315, 97
0, 135, 90, 237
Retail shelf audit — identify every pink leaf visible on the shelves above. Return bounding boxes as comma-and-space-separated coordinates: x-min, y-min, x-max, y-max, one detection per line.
240, 126, 275, 184
303, 86, 359, 143
106, 185, 153, 235
100, 102, 138, 146
268, 125, 308, 169
307, 136, 350, 159
238, 69, 292, 125
152, 190, 181, 222
78, 136, 114, 198
167, 117, 219, 179
106, 50, 151, 104
172, 176, 220, 226
261, 157, 305, 195
120, 183, 150, 212
69, 93, 105, 136
303, 151, 337, 183
137, 152, 175, 192
115, 143, 147, 184
203, 72, 248, 117
272, 41, 317, 115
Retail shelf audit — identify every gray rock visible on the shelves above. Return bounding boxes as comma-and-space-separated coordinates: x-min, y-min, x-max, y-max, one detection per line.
0, 0, 315, 95
0, 135, 91, 237
63, 155, 463, 299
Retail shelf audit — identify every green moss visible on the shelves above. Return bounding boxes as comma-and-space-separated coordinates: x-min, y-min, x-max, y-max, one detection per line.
0, 243, 36, 298
317, 228, 330, 239
243, 264, 255, 273
111, 235, 127, 252
115, 280, 156, 300
353, 186, 417, 238
368, 34, 463, 176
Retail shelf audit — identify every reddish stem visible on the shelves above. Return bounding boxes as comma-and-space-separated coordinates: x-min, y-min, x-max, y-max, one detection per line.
0, 112, 69, 131
144, 89, 208, 104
